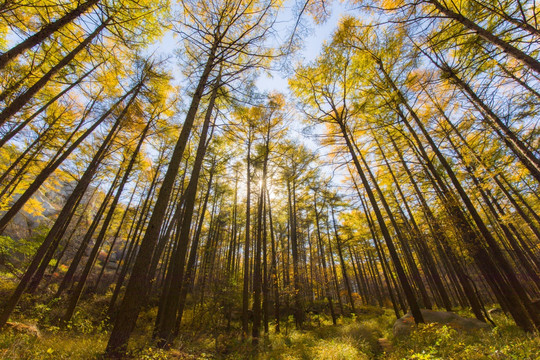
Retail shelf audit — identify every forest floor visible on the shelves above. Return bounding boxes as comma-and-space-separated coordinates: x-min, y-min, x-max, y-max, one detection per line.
0, 278, 539, 359
1, 297, 540, 360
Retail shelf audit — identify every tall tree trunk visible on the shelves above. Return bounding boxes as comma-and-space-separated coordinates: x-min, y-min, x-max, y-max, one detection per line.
331, 207, 356, 315
427, 0, 540, 75
0, 17, 110, 127
313, 193, 336, 324
154, 82, 218, 347
352, 137, 432, 310
105, 43, 218, 357
373, 134, 452, 311
388, 134, 486, 319
0, 63, 101, 148
435, 60, 540, 184
242, 127, 253, 338
107, 163, 162, 316
0, 84, 138, 233
62, 123, 150, 322
350, 172, 402, 317
267, 189, 282, 331
0, 85, 126, 328
0, 0, 100, 70
325, 217, 344, 316
94, 176, 140, 290
252, 129, 270, 344
288, 179, 304, 328
336, 117, 424, 324
377, 60, 539, 330
175, 162, 216, 329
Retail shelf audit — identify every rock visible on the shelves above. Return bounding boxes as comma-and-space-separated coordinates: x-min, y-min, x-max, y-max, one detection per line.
393, 309, 490, 337
2, 179, 98, 241
5, 322, 41, 338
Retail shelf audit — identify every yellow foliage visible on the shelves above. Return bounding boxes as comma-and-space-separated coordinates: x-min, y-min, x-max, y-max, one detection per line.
23, 198, 45, 217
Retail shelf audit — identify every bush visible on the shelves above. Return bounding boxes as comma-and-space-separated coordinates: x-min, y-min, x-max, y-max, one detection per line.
388, 320, 540, 360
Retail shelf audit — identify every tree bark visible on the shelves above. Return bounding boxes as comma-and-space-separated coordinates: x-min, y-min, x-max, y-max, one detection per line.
105, 42, 218, 357
0, 0, 100, 70
0, 17, 110, 127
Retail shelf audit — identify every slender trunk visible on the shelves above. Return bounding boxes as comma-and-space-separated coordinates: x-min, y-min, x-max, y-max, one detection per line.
175, 163, 215, 328
0, 17, 110, 126
242, 128, 253, 338
313, 194, 336, 324
94, 176, 140, 290
105, 44, 218, 357
325, 217, 344, 316
147, 158, 189, 289
154, 82, 218, 347
378, 61, 538, 329
438, 62, 540, 183
427, 0, 540, 75
0, 88, 125, 328
336, 118, 424, 323
374, 134, 452, 311
253, 132, 270, 343
0, 0, 100, 70
55, 159, 123, 298
108, 165, 161, 316
349, 246, 369, 306
0, 84, 138, 233
50, 185, 100, 278
62, 123, 150, 322
0, 63, 101, 148
287, 179, 304, 328
267, 189, 281, 331
352, 137, 432, 310
388, 134, 486, 319
331, 207, 356, 315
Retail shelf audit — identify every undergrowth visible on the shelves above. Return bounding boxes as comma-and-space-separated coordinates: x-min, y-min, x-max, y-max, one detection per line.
388, 314, 540, 360
0, 299, 538, 360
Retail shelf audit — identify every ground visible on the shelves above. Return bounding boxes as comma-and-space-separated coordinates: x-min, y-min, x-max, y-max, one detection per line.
0, 297, 539, 360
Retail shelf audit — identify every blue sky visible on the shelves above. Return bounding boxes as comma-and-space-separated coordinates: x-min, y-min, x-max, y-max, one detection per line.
150, 0, 351, 186
151, 1, 348, 94
256, 1, 348, 93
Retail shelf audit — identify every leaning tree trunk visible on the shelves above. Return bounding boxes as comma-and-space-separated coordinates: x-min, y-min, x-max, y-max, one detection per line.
336, 118, 424, 324
0, 84, 138, 233
62, 122, 150, 323
105, 43, 218, 357
0, 63, 101, 148
154, 83, 218, 347
377, 59, 539, 330
313, 193, 336, 325
0, 0, 100, 70
427, 0, 540, 75
0, 17, 110, 127
331, 207, 356, 315
0, 86, 126, 328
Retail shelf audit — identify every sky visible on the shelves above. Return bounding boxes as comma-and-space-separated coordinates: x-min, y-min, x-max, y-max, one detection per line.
151, 1, 348, 94
252, 1, 350, 189
149, 0, 352, 190
256, 1, 348, 93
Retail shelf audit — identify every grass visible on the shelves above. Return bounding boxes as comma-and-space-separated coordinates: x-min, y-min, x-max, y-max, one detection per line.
257, 320, 379, 360
0, 330, 107, 359
0, 292, 538, 360
386, 313, 540, 360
